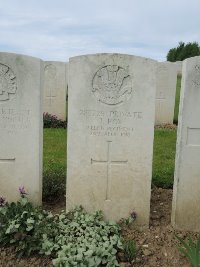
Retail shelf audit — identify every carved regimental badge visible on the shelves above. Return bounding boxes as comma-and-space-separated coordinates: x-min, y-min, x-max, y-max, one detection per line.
92, 65, 132, 105
0, 63, 17, 101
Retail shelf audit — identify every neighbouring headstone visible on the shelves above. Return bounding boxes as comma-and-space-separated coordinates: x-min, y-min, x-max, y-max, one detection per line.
155, 62, 177, 125
67, 54, 157, 226
0, 52, 43, 205
172, 56, 200, 231
44, 61, 68, 121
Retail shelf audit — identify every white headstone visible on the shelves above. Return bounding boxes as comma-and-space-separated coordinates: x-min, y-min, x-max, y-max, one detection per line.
155, 62, 177, 125
0, 52, 43, 205
67, 54, 156, 226
44, 61, 67, 121
172, 56, 200, 231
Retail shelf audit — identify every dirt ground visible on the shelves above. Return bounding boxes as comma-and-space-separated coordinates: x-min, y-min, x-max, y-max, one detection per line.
119, 186, 196, 267
0, 187, 197, 267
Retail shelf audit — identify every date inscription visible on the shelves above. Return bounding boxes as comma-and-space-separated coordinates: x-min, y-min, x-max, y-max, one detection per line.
80, 109, 143, 138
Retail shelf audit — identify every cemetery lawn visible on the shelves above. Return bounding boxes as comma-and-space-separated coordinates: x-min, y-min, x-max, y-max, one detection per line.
43, 128, 66, 169
153, 128, 177, 188
43, 128, 66, 201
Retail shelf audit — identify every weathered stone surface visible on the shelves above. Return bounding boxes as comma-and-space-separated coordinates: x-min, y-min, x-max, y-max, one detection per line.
155, 62, 177, 125
44, 61, 68, 120
0, 52, 43, 205
172, 56, 200, 231
66, 54, 156, 226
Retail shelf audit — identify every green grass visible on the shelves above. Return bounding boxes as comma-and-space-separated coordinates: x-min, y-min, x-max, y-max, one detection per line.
43, 129, 66, 201
43, 127, 177, 196
173, 75, 182, 124
43, 128, 66, 170
151, 74, 181, 187
152, 128, 177, 188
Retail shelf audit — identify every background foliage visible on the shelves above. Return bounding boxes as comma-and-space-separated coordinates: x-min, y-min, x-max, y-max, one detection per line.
43, 113, 67, 128
167, 41, 200, 62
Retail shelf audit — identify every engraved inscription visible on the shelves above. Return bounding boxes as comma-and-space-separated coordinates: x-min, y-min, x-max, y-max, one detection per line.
92, 65, 132, 105
0, 63, 17, 101
44, 64, 57, 106
91, 141, 128, 200
0, 108, 31, 131
80, 109, 142, 138
157, 65, 167, 74
193, 65, 200, 87
0, 158, 15, 163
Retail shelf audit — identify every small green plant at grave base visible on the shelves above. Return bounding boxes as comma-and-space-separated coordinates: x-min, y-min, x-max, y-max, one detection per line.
123, 239, 137, 263
0, 187, 57, 257
0, 188, 123, 267
47, 207, 123, 267
43, 112, 67, 128
120, 211, 137, 227
176, 235, 200, 267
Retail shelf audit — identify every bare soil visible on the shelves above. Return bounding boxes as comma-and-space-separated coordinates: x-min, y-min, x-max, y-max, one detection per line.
0, 187, 197, 267
119, 186, 197, 267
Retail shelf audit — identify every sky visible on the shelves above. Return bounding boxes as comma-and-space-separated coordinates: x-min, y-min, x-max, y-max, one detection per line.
0, 0, 199, 62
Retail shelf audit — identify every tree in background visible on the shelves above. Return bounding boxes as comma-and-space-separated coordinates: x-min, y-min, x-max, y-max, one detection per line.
167, 42, 200, 62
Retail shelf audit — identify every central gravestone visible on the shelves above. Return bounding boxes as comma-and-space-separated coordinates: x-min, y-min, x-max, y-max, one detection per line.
67, 54, 156, 226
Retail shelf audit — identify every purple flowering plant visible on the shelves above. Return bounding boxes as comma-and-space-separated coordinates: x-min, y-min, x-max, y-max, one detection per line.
43, 112, 67, 128
0, 196, 6, 207
19, 186, 28, 197
120, 210, 137, 226
131, 211, 137, 220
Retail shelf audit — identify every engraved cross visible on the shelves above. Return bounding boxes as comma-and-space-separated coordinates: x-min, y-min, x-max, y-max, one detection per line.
46, 82, 56, 106
46, 95, 56, 105
91, 141, 128, 201
0, 157, 15, 163
156, 91, 165, 100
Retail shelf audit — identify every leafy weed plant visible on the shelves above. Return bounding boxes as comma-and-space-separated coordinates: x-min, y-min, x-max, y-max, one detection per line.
0, 189, 123, 267
176, 235, 200, 267
123, 239, 137, 263
0, 194, 56, 257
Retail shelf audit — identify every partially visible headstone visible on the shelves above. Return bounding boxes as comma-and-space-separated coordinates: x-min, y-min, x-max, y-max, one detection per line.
67, 54, 157, 227
44, 61, 68, 121
155, 62, 177, 125
172, 56, 200, 231
0, 52, 43, 205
